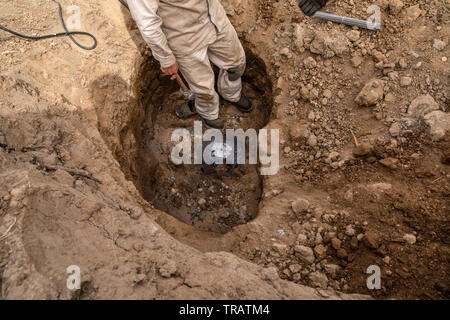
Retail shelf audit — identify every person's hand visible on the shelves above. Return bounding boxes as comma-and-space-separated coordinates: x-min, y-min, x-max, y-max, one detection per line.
161, 61, 179, 80
299, 0, 328, 16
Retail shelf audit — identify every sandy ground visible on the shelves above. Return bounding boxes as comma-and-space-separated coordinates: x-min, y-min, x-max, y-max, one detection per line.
0, 0, 449, 299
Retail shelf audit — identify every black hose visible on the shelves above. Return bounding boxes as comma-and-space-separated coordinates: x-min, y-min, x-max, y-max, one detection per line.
0, 0, 97, 50
0, 0, 131, 50
119, 0, 129, 10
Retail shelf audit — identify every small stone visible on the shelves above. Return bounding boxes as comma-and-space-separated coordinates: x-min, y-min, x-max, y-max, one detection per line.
159, 261, 177, 278
323, 264, 340, 275
355, 79, 385, 106
389, 122, 401, 137
307, 134, 318, 147
337, 248, 348, 259
403, 233, 416, 245
292, 198, 310, 214
372, 50, 385, 62
423, 111, 450, 141
400, 76, 412, 87
346, 30, 360, 42
379, 157, 399, 169
272, 243, 288, 254
408, 95, 440, 118
385, 93, 396, 102
353, 143, 372, 157
433, 39, 446, 51
198, 198, 206, 206
300, 86, 310, 100
304, 56, 317, 68
363, 231, 379, 249
289, 264, 302, 274
345, 225, 356, 237
351, 56, 362, 68
331, 238, 341, 250
294, 245, 315, 264
389, 0, 404, 15
323, 89, 332, 99
402, 4, 422, 22
309, 271, 328, 288
280, 47, 291, 57
308, 111, 316, 121
314, 244, 327, 260
398, 58, 408, 69
297, 234, 308, 244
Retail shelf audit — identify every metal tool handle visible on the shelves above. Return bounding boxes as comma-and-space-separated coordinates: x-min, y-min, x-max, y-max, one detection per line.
314, 11, 382, 31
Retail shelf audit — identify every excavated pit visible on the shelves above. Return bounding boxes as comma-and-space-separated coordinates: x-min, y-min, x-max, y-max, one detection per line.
130, 49, 273, 233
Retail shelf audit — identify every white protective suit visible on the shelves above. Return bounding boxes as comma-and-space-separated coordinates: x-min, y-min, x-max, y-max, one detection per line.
128, 0, 246, 120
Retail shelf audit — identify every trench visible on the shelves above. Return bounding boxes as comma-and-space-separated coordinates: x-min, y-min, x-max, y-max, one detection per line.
94, 47, 273, 234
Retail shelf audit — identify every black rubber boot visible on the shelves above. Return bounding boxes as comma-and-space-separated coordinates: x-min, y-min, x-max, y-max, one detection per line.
202, 118, 225, 130
233, 94, 253, 113
175, 100, 197, 119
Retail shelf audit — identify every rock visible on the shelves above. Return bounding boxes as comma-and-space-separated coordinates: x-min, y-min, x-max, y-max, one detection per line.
363, 232, 379, 249
337, 248, 348, 259
331, 238, 341, 250
304, 56, 317, 68
297, 234, 308, 244
353, 143, 372, 157
344, 189, 354, 202
307, 134, 318, 147
355, 79, 385, 106
398, 58, 408, 69
385, 93, 396, 102
433, 39, 446, 51
294, 24, 307, 47
300, 86, 310, 100
389, 122, 401, 137
159, 260, 177, 278
423, 111, 450, 141
346, 30, 360, 42
309, 30, 350, 58
308, 111, 316, 121
309, 271, 328, 288
315, 233, 323, 245
292, 198, 310, 214
351, 56, 363, 68
350, 237, 359, 249
400, 76, 412, 87
294, 245, 315, 264
289, 264, 302, 274
272, 243, 288, 255
280, 47, 291, 58
314, 244, 327, 260
323, 89, 332, 99
345, 225, 356, 237
323, 264, 341, 275
389, 0, 404, 15
401, 5, 422, 22
403, 234, 417, 245
407, 95, 440, 118
198, 198, 206, 206
379, 157, 398, 169
372, 50, 386, 62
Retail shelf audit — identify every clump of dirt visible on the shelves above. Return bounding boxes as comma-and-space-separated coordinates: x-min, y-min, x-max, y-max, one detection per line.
133, 50, 273, 233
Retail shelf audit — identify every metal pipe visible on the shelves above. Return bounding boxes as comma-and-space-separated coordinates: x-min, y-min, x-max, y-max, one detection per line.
314, 11, 382, 31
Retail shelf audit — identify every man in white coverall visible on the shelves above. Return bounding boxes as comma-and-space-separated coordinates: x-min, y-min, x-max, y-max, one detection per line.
127, 0, 253, 129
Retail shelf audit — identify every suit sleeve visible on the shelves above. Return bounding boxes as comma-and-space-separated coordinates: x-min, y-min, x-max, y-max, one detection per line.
127, 0, 176, 68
